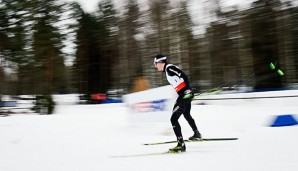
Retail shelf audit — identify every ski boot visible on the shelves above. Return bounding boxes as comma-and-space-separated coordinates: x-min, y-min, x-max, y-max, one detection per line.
189, 130, 202, 140
169, 138, 186, 153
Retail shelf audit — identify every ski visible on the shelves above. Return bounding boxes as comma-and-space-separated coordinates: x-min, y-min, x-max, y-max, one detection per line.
111, 150, 186, 158
143, 138, 238, 146
111, 150, 208, 158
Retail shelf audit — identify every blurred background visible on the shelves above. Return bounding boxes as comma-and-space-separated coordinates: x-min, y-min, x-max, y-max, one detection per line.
0, 0, 297, 98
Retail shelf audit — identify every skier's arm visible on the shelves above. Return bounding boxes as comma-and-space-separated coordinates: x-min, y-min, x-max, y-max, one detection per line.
167, 66, 193, 99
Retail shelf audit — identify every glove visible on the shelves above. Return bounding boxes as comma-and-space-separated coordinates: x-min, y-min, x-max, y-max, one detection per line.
183, 89, 194, 100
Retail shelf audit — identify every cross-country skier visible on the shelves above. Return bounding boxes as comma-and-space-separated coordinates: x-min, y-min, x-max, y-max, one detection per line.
153, 54, 202, 152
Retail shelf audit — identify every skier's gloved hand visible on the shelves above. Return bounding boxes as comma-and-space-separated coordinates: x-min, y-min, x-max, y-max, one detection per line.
183, 89, 194, 100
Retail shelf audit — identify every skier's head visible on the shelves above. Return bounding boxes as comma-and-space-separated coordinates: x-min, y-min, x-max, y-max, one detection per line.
154, 54, 167, 72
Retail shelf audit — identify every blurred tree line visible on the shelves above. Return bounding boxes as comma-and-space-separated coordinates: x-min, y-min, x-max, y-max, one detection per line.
0, 0, 297, 95
0, 0, 69, 95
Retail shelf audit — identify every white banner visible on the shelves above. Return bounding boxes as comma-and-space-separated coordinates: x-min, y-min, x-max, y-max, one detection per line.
123, 85, 177, 123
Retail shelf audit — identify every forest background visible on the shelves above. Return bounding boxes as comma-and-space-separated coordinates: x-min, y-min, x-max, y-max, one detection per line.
0, 0, 297, 96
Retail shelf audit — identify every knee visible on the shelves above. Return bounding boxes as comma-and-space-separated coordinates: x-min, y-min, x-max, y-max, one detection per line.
183, 114, 193, 121
170, 115, 178, 125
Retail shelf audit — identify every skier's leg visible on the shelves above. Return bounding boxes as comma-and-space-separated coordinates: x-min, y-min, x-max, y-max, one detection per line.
170, 102, 183, 138
183, 100, 202, 140
169, 99, 187, 152
183, 101, 198, 131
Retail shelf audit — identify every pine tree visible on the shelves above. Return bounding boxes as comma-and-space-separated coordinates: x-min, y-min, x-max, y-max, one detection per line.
31, 0, 68, 94
118, 0, 143, 91
0, 0, 33, 94
96, 0, 119, 90
0, 1, 9, 94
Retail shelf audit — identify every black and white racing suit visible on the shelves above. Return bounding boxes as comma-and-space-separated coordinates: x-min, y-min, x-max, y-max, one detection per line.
164, 63, 198, 139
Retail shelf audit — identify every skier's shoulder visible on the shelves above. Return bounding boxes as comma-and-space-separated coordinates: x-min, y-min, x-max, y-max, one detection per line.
165, 63, 181, 71
165, 64, 182, 75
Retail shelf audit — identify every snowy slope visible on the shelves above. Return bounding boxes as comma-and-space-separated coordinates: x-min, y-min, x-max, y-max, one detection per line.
0, 92, 298, 171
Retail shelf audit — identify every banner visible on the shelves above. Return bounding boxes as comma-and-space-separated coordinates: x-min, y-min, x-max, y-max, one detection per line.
123, 85, 177, 123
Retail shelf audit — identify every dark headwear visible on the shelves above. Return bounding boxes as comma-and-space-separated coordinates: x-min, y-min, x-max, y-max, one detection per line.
153, 54, 167, 64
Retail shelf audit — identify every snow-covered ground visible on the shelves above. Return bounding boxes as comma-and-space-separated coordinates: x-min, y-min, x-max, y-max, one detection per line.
1, 91, 298, 171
